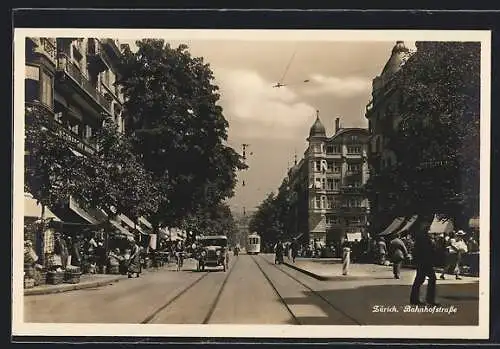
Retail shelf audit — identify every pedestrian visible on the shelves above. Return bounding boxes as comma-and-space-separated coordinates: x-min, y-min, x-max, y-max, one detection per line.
291, 238, 299, 263
377, 237, 387, 265
440, 230, 468, 280
127, 236, 142, 278
342, 239, 351, 276
410, 215, 439, 305
389, 232, 409, 279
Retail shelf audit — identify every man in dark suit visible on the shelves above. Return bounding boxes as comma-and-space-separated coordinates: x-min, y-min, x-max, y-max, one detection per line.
410, 215, 439, 305
389, 232, 409, 279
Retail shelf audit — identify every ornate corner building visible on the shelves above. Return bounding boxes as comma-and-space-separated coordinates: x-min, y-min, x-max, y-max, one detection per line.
287, 111, 370, 247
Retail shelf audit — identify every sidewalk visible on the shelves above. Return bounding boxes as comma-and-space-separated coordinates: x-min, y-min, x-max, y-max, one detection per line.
24, 260, 193, 296
282, 257, 480, 282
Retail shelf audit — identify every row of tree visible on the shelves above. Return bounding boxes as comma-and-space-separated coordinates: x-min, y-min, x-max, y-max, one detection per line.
25, 39, 246, 240
248, 177, 299, 246
365, 41, 480, 232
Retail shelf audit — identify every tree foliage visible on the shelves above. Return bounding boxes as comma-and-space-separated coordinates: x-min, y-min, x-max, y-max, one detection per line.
249, 178, 298, 245
117, 39, 247, 228
182, 203, 238, 243
367, 41, 480, 230
24, 103, 88, 213
74, 117, 161, 221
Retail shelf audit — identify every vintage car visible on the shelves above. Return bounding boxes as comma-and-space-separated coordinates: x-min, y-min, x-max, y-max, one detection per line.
196, 235, 229, 272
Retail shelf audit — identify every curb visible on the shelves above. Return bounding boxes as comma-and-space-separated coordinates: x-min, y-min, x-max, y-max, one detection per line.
283, 261, 332, 281
24, 276, 127, 296
24, 263, 195, 296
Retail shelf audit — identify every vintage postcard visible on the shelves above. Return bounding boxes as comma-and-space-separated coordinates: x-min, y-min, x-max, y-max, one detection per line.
12, 28, 490, 340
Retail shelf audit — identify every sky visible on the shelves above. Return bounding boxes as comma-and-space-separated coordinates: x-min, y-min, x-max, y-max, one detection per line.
122, 38, 416, 215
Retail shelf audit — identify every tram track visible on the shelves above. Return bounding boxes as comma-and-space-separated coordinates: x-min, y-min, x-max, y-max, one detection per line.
254, 255, 363, 325
141, 256, 240, 324
202, 255, 239, 324
251, 255, 301, 324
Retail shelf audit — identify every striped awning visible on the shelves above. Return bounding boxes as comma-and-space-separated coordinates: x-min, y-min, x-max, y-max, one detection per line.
379, 217, 405, 236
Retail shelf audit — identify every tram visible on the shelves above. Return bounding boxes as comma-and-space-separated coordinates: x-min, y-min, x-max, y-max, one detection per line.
246, 233, 261, 255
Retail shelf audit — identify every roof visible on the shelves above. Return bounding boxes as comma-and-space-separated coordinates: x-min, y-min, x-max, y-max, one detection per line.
328, 127, 369, 141
309, 115, 326, 138
380, 41, 411, 78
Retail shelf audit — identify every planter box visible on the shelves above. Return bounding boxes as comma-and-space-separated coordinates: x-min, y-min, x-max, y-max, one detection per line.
64, 270, 81, 284
46, 271, 64, 285
24, 278, 35, 289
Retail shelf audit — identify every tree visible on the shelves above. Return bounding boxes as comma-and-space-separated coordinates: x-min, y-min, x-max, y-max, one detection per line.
24, 103, 89, 217
390, 41, 480, 229
74, 116, 161, 222
117, 39, 246, 230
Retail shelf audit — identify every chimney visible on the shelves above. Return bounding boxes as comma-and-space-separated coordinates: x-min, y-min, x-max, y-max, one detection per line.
335, 117, 340, 133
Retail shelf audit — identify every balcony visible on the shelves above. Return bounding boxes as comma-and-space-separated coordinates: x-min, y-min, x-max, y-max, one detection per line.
56, 56, 113, 115
340, 185, 364, 194
102, 39, 121, 58
87, 40, 110, 73
47, 116, 97, 156
33, 38, 57, 64
340, 206, 367, 214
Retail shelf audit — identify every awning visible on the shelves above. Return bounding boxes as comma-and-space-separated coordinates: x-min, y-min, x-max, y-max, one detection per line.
346, 232, 362, 242
69, 197, 100, 224
428, 215, 454, 234
70, 148, 83, 157
379, 217, 405, 236
110, 219, 133, 237
119, 214, 136, 229
139, 216, 152, 229
24, 194, 61, 221
394, 215, 418, 235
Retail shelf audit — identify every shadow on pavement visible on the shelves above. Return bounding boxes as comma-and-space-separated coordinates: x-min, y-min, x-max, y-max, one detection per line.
283, 283, 479, 326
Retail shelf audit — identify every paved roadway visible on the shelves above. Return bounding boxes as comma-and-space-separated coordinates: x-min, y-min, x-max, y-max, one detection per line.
24, 254, 479, 325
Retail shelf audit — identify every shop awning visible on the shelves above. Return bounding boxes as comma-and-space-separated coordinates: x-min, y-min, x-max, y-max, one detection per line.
346, 232, 362, 242
69, 197, 100, 225
428, 215, 454, 234
379, 217, 405, 236
24, 194, 61, 221
119, 214, 136, 229
110, 219, 133, 237
139, 216, 152, 229
394, 215, 418, 235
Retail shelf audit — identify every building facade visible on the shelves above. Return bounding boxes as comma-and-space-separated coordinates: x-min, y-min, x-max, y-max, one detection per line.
24, 37, 137, 232
364, 41, 414, 232
288, 112, 370, 247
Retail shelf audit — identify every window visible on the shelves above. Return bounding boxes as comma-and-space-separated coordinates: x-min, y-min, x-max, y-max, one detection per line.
327, 178, 334, 190
315, 197, 321, 209
334, 179, 340, 190
326, 215, 338, 225
40, 69, 53, 108
327, 196, 334, 208
315, 178, 322, 189
326, 161, 333, 171
321, 178, 326, 190
326, 145, 334, 153
84, 125, 93, 139
334, 163, 341, 173
333, 145, 341, 153
348, 163, 362, 172
314, 161, 321, 172
321, 196, 326, 208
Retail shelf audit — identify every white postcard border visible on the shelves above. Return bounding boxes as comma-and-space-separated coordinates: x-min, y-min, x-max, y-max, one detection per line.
12, 28, 491, 340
